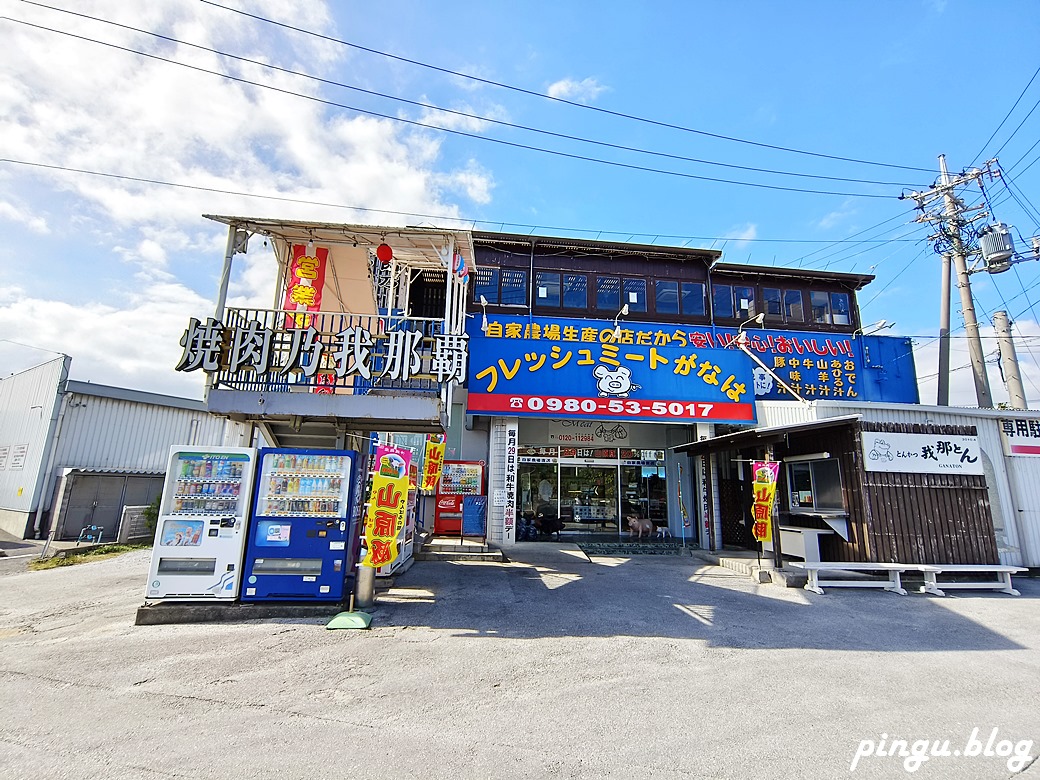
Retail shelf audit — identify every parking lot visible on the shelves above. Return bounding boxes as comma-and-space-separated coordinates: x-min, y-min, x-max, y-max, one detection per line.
0, 544, 1037, 779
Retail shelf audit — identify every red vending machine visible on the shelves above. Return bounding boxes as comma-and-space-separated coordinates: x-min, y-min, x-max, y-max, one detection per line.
434, 460, 484, 535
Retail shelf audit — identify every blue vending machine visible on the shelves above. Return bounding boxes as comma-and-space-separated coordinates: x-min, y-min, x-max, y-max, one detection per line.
242, 448, 358, 602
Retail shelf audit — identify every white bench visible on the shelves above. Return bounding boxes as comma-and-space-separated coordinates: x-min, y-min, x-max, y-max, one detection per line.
919, 565, 1027, 596
790, 562, 940, 596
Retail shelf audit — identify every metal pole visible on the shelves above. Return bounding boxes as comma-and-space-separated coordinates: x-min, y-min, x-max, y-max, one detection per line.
994, 310, 1028, 409
214, 224, 238, 324
937, 253, 952, 405
764, 445, 782, 569
939, 155, 993, 407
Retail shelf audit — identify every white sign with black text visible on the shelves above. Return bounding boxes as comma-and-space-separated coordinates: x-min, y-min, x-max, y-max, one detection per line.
861, 431, 984, 475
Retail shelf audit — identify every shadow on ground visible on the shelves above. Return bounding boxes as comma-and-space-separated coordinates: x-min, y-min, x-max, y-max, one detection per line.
372, 542, 1034, 653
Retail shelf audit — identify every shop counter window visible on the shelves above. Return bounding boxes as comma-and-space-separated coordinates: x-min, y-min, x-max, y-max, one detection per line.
788, 459, 844, 512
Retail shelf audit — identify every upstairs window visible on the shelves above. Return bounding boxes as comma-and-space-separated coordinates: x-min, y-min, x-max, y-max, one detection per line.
623, 279, 647, 312
831, 292, 851, 326
500, 269, 528, 306
810, 291, 831, 324
473, 268, 500, 304
734, 285, 756, 320
785, 290, 805, 322
535, 272, 561, 308
655, 281, 679, 314
764, 288, 783, 320
712, 284, 734, 319
681, 282, 706, 316
596, 276, 621, 311
563, 274, 587, 309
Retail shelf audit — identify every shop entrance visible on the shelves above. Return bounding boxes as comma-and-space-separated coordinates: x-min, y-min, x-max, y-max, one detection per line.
516, 446, 668, 541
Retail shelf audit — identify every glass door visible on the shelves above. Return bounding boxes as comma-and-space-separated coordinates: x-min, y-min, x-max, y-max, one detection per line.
560, 465, 619, 539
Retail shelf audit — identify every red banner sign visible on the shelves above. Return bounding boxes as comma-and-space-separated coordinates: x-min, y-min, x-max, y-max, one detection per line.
283, 243, 329, 324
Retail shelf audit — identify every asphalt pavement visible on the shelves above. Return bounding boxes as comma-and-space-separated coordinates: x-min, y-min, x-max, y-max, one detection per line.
0, 543, 1037, 780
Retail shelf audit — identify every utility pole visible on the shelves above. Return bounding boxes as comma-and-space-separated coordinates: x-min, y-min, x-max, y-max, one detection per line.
993, 310, 1028, 409
906, 155, 994, 408
937, 253, 951, 406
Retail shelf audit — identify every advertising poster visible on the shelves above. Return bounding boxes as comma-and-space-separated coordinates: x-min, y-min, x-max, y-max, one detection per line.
362, 444, 412, 568
751, 461, 780, 543
466, 315, 756, 424
421, 434, 446, 491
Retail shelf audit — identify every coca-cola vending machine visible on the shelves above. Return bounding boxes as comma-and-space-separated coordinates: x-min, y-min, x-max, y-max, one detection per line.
434, 461, 484, 535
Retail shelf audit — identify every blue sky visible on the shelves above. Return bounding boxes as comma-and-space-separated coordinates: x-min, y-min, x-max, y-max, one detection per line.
2, 0, 1040, 406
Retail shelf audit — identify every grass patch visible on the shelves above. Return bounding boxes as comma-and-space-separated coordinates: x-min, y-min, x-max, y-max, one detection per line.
29, 543, 150, 571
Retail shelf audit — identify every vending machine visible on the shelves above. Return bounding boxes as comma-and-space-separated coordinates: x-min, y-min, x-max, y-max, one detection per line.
434, 461, 485, 535
145, 446, 257, 601
241, 448, 358, 601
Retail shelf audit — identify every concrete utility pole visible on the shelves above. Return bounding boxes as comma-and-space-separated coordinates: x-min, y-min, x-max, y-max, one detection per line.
994, 310, 1028, 409
938, 253, 952, 406
907, 156, 994, 408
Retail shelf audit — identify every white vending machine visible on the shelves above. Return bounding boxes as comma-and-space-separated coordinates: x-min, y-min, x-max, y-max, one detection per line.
145, 446, 257, 601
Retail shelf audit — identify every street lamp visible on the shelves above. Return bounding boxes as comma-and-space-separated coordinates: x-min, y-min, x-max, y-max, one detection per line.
735, 312, 766, 347
612, 303, 630, 339
853, 319, 895, 337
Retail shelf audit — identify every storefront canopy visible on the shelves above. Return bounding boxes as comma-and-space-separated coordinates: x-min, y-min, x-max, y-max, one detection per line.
671, 414, 862, 456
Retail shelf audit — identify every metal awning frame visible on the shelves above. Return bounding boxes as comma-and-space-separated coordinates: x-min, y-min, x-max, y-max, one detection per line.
672, 414, 863, 456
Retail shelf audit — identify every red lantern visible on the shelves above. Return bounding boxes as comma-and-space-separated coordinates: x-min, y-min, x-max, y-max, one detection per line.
376, 243, 393, 263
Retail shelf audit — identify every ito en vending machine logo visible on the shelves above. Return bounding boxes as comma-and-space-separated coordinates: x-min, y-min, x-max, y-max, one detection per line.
750, 460, 780, 543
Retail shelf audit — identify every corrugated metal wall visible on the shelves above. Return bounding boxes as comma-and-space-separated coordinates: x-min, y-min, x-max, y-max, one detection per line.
1005, 458, 1040, 567
52, 392, 227, 473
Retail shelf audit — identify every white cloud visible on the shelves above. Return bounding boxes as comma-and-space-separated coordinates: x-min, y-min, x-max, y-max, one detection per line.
546, 77, 608, 103
814, 200, 857, 231
0, 200, 49, 234
0, 0, 494, 396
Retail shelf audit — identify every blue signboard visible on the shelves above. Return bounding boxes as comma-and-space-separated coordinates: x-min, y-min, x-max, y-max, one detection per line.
465, 315, 757, 424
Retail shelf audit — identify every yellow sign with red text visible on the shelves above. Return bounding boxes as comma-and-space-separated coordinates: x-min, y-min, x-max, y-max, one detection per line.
751, 461, 780, 543
421, 435, 446, 492
362, 445, 411, 568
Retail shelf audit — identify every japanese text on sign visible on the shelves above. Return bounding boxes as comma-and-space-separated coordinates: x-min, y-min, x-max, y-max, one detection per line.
999, 418, 1040, 457
750, 461, 780, 543
362, 445, 411, 568
861, 432, 984, 475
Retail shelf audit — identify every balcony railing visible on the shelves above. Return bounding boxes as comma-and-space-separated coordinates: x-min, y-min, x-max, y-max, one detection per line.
213, 307, 449, 397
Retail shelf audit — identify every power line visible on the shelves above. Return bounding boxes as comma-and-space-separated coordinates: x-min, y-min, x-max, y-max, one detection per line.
195, 0, 936, 175
992, 91, 1040, 160
0, 15, 901, 201
971, 64, 1040, 166
15, 1, 929, 189
0, 157, 921, 246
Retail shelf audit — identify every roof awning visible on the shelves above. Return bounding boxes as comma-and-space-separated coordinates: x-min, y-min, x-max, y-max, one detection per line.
672, 414, 862, 456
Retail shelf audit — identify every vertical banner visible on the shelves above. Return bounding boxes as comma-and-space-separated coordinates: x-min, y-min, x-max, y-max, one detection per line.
421, 434, 447, 491
750, 461, 780, 543
504, 420, 518, 543
283, 243, 329, 327
362, 444, 412, 568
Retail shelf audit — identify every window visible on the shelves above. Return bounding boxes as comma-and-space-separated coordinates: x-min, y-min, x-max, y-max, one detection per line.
831, 292, 851, 326
596, 276, 620, 311
473, 268, 499, 304
734, 285, 756, 320
712, 284, 734, 318
784, 290, 805, 322
563, 274, 587, 309
810, 291, 831, 324
623, 279, 647, 312
655, 281, 678, 314
500, 269, 528, 305
681, 282, 706, 316
764, 288, 782, 319
535, 272, 561, 308
788, 459, 844, 511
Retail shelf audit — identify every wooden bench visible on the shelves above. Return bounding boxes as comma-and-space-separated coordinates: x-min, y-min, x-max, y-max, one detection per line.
919, 565, 1027, 596
790, 562, 940, 596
